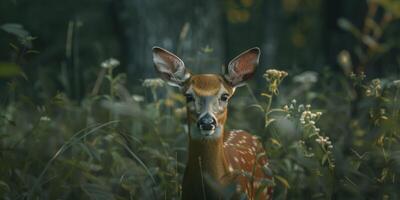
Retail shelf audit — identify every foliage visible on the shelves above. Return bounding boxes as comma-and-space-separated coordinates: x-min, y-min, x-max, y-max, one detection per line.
1, 56, 400, 199
1, 0, 400, 199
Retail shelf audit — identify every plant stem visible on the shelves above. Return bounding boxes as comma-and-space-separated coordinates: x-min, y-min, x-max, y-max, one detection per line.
108, 67, 114, 122
264, 93, 274, 128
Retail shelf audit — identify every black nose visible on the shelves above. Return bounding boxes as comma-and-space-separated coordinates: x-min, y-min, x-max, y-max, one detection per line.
197, 114, 217, 131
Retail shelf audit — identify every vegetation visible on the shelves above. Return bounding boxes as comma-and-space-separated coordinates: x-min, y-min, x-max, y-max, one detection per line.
1, 0, 400, 199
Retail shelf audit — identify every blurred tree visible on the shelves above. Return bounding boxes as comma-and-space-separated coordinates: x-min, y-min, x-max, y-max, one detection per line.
111, 0, 225, 85
262, 0, 326, 69
0, 0, 120, 100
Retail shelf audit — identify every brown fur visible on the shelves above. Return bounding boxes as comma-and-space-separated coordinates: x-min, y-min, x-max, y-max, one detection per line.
182, 75, 273, 200
185, 74, 234, 96
182, 128, 273, 199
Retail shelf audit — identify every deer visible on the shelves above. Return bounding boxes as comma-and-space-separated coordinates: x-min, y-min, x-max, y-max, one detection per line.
152, 46, 273, 200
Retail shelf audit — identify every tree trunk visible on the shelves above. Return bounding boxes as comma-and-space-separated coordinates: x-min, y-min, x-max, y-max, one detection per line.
112, 0, 225, 86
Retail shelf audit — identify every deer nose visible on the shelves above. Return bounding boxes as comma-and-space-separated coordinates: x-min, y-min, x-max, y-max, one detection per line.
197, 113, 216, 131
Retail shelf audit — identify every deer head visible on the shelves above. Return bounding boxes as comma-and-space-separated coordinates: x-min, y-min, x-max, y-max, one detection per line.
152, 47, 260, 140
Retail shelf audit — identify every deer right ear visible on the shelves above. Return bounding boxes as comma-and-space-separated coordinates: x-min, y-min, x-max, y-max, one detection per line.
224, 47, 260, 87
152, 47, 191, 87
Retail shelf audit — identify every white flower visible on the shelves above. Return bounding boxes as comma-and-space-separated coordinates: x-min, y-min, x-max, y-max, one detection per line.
283, 105, 289, 111
298, 104, 305, 112
142, 78, 165, 88
293, 71, 318, 88
392, 80, 400, 88
315, 135, 330, 145
264, 69, 288, 81
132, 95, 144, 102
101, 58, 120, 69
40, 116, 51, 121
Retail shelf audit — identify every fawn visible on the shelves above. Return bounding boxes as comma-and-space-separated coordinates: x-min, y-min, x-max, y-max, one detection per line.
152, 47, 273, 200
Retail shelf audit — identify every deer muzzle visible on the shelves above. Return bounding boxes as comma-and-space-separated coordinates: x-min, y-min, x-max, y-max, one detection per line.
197, 113, 217, 131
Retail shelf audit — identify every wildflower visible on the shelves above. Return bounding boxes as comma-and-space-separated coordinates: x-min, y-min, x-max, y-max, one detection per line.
263, 69, 288, 95
337, 50, 353, 75
299, 105, 323, 134
300, 111, 312, 124
283, 105, 289, 110
365, 78, 382, 97
101, 58, 120, 69
315, 135, 331, 146
142, 78, 165, 88
297, 104, 304, 112
379, 108, 388, 120
40, 116, 51, 122
143, 78, 165, 101
174, 107, 187, 117
365, 89, 372, 96
349, 71, 366, 85
393, 80, 400, 88
132, 95, 144, 102
293, 71, 318, 89
264, 69, 288, 81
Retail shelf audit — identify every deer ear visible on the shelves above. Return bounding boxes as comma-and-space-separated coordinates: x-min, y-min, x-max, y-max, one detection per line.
224, 47, 260, 87
152, 46, 191, 87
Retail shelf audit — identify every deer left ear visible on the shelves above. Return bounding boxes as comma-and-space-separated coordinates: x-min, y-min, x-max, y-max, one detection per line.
224, 47, 260, 87
152, 46, 191, 88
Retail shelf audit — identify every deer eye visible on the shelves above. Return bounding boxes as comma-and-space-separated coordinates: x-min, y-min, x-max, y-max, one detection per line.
220, 93, 229, 102
185, 94, 194, 102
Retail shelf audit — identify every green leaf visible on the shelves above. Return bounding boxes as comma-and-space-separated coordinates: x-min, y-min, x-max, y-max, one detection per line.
275, 175, 290, 189
270, 138, 281, 148
321, 154, 328, 166
248, 104, 264, 112
0, 62, 22, 77
1, 23, 30, 38
265, 118, 276, 128
337, 18, 361, 38
0, 180, 10, 193
81, 183, 115, 200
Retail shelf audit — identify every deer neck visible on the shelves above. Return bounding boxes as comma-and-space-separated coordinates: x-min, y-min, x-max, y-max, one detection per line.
184, 124, 230, 184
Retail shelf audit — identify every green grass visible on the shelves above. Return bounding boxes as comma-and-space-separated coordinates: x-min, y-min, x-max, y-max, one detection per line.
1, 64, 399, 199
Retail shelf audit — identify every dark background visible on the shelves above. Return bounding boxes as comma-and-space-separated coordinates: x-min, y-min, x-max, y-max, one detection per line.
1, 0, 400, 199
1, 0, 398, 97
